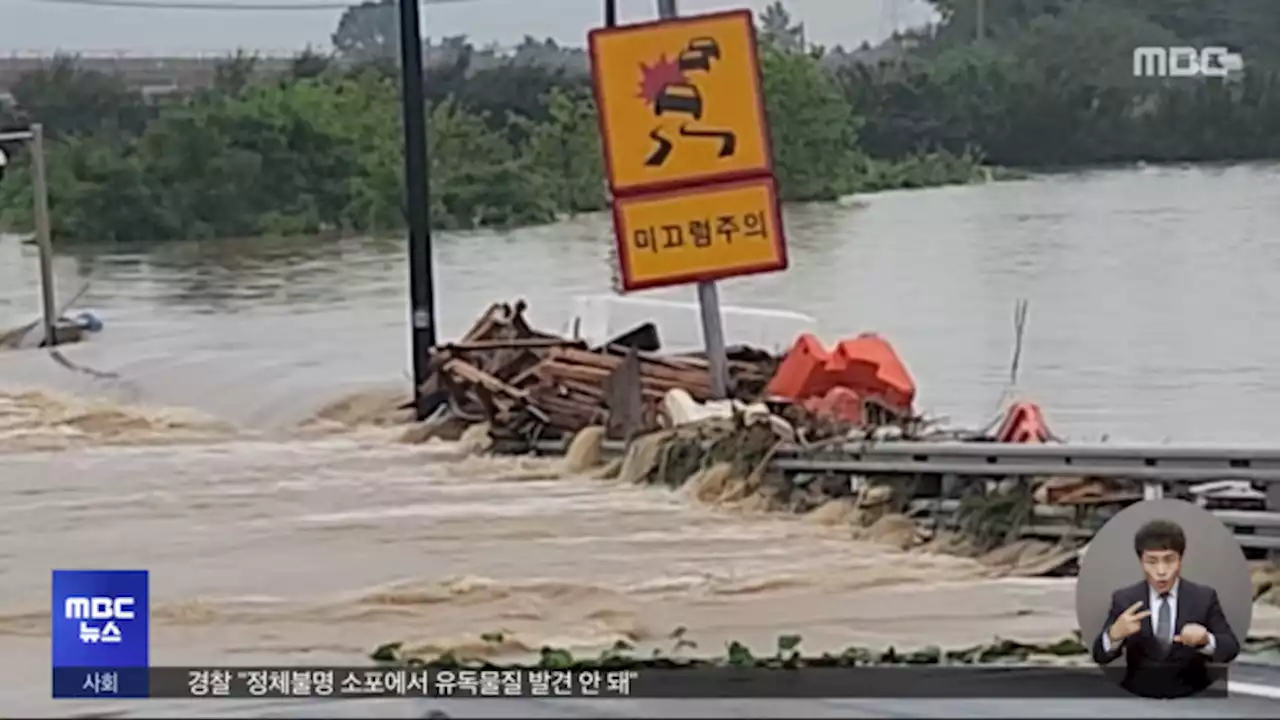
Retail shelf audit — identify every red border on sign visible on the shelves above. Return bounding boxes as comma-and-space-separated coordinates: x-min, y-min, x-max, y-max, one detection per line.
587, 9, 776, 198
612, 175, 789, 292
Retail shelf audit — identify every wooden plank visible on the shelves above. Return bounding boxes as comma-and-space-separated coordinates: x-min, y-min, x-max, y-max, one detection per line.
541, 356, 712, 392
441, 358, 531, 401
443, 338, 586, 352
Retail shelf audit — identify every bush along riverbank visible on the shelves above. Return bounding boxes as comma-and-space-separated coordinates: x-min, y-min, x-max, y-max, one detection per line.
0, 43, 985, 245
8, 0, 1280, 243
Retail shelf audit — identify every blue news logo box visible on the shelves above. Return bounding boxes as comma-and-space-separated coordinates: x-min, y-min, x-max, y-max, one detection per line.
52, 570, 149, 698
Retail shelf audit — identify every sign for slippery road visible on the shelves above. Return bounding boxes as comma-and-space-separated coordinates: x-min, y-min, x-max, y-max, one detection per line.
589, 9, 787, 292
589, 9, 773, 194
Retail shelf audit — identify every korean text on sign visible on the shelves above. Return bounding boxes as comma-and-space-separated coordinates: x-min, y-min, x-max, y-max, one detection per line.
613, 176, 786, 291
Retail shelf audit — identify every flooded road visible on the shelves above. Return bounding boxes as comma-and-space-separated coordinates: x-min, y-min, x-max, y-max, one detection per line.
4, 165, 1280, 716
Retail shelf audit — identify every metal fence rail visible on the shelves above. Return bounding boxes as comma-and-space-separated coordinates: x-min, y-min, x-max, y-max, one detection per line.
531, 437, 1280, 553
771, 442, 1280, 482
540, 438, 1280, 482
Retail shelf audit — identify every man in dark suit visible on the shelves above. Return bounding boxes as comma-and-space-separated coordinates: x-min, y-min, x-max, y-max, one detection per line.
1091, 518, 1240, 698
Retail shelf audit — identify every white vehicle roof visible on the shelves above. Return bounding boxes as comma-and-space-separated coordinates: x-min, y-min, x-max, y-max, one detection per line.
561, 293, 819, 355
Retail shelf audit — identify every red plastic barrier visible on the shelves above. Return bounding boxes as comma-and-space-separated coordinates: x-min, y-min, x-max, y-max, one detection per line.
766, 332, 916, 420
994, 401, 1053, 444
802, 386, 865, 425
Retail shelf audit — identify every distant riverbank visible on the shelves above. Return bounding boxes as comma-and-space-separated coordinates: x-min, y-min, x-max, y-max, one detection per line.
4, 0, 1280, 244
0, 51, 995, 244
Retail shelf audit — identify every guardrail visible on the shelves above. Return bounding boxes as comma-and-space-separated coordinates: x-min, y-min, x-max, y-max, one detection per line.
537, 438, 1280, 481
529, 437, 1280, 553
907, 499, 1280, 551
770, 442, 1280, 483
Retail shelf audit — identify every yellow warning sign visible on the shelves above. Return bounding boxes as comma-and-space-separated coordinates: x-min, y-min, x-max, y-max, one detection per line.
589, 9, 773, 195
612, 176, 787, 291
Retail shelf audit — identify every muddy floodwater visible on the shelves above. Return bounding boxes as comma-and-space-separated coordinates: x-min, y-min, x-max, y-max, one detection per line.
3, 165, 1280, 716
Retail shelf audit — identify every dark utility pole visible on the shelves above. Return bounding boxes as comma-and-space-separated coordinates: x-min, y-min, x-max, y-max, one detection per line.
397, 0, 439, 421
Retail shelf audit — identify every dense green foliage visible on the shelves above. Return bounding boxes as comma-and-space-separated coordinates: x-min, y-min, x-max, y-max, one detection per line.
843, 0, 1280, 166
2, 0, 1278, 244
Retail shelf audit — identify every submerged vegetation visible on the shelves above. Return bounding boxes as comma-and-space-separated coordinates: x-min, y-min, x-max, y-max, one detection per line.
370, 629, 1280, 669
371, 630, 1094, 669
2, 0, 1279, 243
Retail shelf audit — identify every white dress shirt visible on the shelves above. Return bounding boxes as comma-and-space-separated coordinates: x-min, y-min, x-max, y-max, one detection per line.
1100, 579, 1217, 655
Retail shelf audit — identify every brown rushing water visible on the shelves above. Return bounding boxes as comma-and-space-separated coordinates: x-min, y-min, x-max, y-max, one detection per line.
3, 166, 1280, 716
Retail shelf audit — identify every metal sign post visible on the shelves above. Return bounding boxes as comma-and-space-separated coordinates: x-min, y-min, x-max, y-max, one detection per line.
0, 124, 58, 347
396, 0, 439, 421
655, 0, 729, 400
590, 5, 788, 397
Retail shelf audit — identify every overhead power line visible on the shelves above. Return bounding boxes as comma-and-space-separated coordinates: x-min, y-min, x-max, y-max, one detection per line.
26, 0, 475, 11
29, 0, 352, 9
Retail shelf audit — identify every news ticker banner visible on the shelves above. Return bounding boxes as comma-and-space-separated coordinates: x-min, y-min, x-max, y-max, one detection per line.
50, 570, 1229, 701
54, 665, 1230, 700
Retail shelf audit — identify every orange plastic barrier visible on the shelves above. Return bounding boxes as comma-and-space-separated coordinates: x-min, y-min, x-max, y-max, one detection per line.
766, 332, 916, 421
764, 334, 833, 401
831, 335, 916, 413
994, 401, 1053, 444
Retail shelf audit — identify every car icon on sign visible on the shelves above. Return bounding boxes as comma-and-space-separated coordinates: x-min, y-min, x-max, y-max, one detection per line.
653, 83, 703, 119
678, 37, 722, 71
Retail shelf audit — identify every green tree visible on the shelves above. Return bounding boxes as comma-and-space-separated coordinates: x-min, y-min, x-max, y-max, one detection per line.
426, 98, 556, 229
759, 43, 861, 201
758, 1, 807, 53
9, 55, 150, 139
332, 0, 399, 61
518, 86, 606, 214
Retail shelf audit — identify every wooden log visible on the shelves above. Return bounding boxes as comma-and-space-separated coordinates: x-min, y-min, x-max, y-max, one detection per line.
523, 365, 709, 408
599, 344, 703, 372
541, 354, 713, 391
441, 358, 532, 401
558, 378, 608, 401
442, 338, 586, 353
536, 396, 600, 414
440, 357, 554, 426
459, 303, 514, 342
545, 363, 716, 397
537, 362, 713, 399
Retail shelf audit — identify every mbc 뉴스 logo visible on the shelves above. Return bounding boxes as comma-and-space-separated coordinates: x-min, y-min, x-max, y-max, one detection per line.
64, 595, 136, 643
52, 570, 150, 671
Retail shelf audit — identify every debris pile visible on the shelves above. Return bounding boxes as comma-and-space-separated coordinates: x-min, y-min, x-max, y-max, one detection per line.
421, 300, 781, 449
420, 300, 1277, 584
420, 299, 950, 451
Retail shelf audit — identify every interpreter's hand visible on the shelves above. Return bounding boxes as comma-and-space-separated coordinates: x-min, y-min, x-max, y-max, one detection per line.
1107, 601, 1152, 643
1174, 623, 1210, 648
